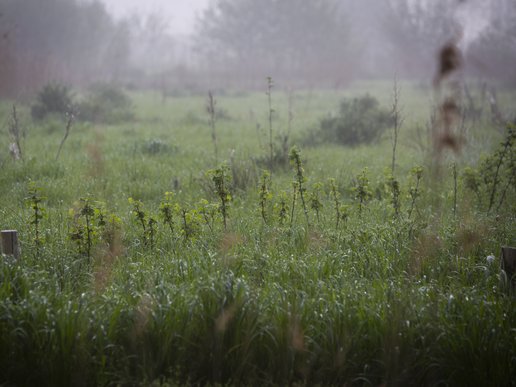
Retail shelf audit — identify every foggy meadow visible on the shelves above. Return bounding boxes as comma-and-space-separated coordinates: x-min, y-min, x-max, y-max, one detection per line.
0, 0, 515, 385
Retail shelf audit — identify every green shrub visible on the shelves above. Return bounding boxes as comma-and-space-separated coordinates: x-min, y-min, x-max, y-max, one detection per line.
462, 123, 516, 213
77, 83, 133, 124
31, 83, 74, 120
320, 94, 392, 146
141, 139, 175, 155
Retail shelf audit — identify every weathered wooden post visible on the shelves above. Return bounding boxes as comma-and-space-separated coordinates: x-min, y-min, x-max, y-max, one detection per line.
1, 230, 20, 259
501, 246, 516, 290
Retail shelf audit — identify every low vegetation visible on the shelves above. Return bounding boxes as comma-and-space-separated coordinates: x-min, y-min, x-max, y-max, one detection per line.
0, 82, 515, 386
313, 94, 393, 147
31, 83, 75, 121
78, 83, 134, 124
31, 82, 134, 124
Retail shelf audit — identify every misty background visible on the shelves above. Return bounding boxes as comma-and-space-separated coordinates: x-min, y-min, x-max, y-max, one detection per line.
103, 0, 209, 36
0, 0, 515, 97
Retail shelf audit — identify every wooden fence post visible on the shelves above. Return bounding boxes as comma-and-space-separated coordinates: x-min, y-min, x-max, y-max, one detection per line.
1, 230, 20, 259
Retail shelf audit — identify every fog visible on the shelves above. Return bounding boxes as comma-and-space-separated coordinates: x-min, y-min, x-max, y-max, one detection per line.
101, 0, 209, 35
0, 0, 515, 96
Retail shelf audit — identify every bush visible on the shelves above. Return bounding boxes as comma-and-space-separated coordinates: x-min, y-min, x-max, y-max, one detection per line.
77, 83, 133, 124
31, 83, 74, 120
141, 139, 176, 155
320, 94, 392, 146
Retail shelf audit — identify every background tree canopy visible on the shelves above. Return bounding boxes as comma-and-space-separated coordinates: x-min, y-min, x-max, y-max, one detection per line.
466, 1, 516, 84
194, 0, 516, 87
0, 0, 515, 93
195, 0, 353, 85
0, 0, 129, 97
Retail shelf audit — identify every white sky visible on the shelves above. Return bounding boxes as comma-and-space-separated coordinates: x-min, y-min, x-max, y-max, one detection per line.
100, 0, 211, 36
455, 0, 491, 48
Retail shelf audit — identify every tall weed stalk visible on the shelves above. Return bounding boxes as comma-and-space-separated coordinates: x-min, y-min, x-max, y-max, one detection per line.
289, 147, 309, 226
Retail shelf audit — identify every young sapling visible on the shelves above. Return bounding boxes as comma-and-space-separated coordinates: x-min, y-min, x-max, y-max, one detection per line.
266, 76, 275, 170
26, 182, 45, 252
209, 164, 232, 230
407, 166, 423, 219
289, 146, 309, 226
207, 91, 218, 163
259, 170, 272, 224
309, 182, 323, 224
352, 168, 373, 214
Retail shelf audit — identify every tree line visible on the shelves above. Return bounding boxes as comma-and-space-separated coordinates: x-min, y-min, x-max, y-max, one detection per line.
195, 0, 516, 86
0, 0, 131, 97
0, 0, 515, 95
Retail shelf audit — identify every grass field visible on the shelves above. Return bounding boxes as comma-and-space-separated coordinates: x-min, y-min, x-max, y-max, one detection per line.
0, 81, 515, 386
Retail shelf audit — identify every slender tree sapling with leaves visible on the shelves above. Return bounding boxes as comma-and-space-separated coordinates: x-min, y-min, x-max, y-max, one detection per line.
276, 191, 289, 226
309, 183, 323, 223
80, 198, 95, 259
56, 111, 75, 161
461, 124, 515, 212
209, 164, 232, 230
391, 77, 403, 174
289, 146, 309, 226
407, 166, 423, 219
259, 170, 272, 224
175, 205, 200, 242
160, 192, 175, 235
487, 124, 515, 213
385, 172, 401, 218
266, 76, 274, 169
197, 199, 217, 232
452, 162, 458, 217
207, 91, 218, 163
290, 181, 298, 229
352, 168, 373, 214
69, 198, 105, 261
128, 198, 156, 248
8, 105, 23, 161
26, 182, 45, 251
329, 178, 341, 229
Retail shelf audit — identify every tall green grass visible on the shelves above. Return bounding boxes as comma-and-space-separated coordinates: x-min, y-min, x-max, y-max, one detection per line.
0, 83, 515, 385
